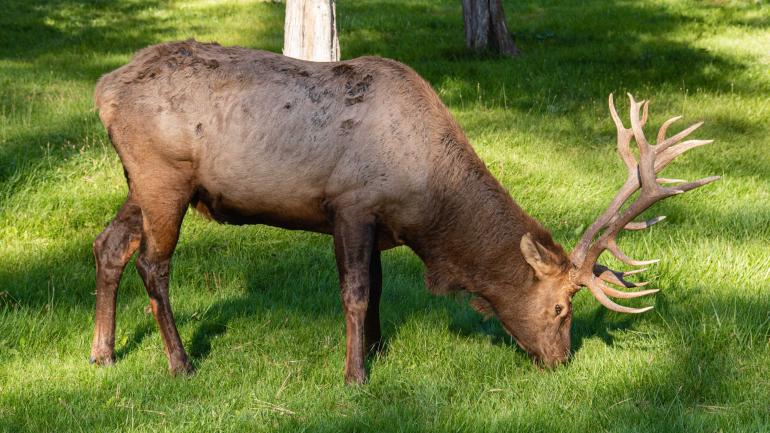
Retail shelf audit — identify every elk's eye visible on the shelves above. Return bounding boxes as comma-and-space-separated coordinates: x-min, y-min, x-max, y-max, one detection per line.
555, 304, 563, 315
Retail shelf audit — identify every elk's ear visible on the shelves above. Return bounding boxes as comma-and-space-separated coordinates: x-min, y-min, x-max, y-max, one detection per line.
470, 296, 495, 320
520, 233, 562, 278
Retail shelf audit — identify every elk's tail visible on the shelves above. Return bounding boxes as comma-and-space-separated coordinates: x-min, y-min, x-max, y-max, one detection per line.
93, 70, 121, 126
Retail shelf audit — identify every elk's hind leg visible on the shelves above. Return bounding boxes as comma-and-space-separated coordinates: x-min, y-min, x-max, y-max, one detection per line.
91, 199, 143, 365
134, 188, 194, 375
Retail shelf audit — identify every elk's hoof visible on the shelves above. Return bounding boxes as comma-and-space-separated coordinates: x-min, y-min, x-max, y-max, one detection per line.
344, 371, 367, 385
89, 354, 115, 366
170, 362, 195, 376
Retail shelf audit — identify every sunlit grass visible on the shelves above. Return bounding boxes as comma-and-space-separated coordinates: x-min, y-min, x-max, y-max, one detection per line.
1, 0, 769, 431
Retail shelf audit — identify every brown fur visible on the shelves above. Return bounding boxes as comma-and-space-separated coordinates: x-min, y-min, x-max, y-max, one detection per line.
91, 40, 576, 382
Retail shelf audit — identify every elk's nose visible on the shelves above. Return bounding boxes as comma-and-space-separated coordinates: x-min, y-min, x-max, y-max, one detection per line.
539, 349, 570, 369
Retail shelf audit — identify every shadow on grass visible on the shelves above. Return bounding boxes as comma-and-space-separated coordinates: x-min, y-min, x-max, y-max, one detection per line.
0, 0, 169, 62
3, 288, 768, 432
339, 0, 763, 100
113, 320, 155, 362
182, 238, 423, 367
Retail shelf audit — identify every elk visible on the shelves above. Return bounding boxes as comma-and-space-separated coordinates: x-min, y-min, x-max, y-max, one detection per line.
90, 40, 717, 383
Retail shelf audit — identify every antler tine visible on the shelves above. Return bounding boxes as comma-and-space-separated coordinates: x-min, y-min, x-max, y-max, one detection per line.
625, 215, 666, 230
655, 139, 714, 172
658, 121, 704, 153
656, 178, 686, 184
640, 100, 649, 127
593, 264, 660, 300
667, 175, 721, 195
602, 285, 659, 300
608, 93, 625, 130
609, 93, 637, 173
657, 116, 682, 145
586, 278, 655, 314
570, 94, 718, 315
627, 93, 651, 147
607, 239, 660, 266
593, 264, 651, 288
622, 268, 647, 276
628, 94, 658, 190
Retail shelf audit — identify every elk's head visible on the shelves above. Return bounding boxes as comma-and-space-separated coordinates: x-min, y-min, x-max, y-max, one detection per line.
481, 94, 718, 367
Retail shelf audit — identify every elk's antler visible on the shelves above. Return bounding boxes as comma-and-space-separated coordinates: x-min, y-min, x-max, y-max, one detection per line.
569, 94, 719, 313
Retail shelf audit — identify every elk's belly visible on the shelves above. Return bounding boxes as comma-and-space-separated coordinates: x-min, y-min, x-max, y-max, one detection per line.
190, 185, 404, 250
191, 180, 332, 233
190, 180, 407, 251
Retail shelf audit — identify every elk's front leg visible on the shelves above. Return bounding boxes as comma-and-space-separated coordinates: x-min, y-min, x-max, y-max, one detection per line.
365, 249, 382, 353
333, 210, 376, 384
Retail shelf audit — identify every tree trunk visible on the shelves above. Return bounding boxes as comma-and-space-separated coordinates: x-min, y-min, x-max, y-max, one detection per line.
462, 0, 519, 56
283, 0, 340, 62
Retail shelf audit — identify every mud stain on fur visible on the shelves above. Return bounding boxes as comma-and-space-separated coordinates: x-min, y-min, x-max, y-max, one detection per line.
339, 119, 359, 135
344, 74, 373, 106
331, 64, 355, 77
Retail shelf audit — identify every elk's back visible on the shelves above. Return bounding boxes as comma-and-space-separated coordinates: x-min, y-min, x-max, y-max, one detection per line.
94, 40, 459, 243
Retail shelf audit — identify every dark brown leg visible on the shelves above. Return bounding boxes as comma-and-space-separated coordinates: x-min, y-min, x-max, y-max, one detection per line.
90, 200, 143, 365
333, 210, 375, 384
135, 199, 193, 375
365, 249, 382, 353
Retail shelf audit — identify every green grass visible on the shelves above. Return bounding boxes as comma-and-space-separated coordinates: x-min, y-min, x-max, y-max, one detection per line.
1, 0, 769, 431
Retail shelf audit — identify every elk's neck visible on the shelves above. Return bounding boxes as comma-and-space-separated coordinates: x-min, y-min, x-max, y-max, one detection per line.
406, 133, 548, 297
